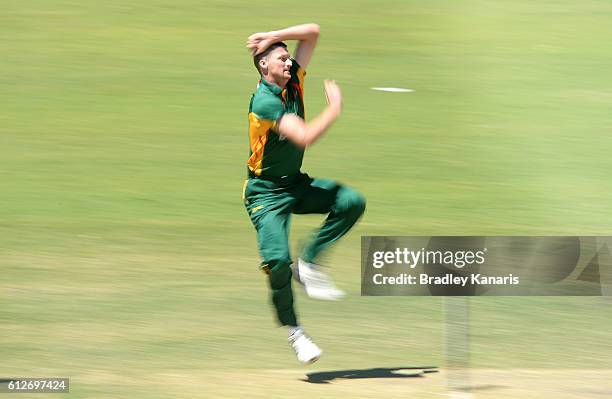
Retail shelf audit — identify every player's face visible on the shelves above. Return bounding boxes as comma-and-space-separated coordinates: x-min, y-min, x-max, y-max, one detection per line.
265, 47, 292, 83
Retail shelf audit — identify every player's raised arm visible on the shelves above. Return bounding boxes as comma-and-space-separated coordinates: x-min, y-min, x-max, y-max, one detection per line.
276, 80, 342, 148
246, 23, 320, 70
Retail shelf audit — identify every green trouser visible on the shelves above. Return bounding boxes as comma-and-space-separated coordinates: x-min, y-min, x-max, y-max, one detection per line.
243, 173, 366, 326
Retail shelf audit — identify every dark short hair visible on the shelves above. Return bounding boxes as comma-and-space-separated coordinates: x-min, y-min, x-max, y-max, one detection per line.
253, 42, 288, 75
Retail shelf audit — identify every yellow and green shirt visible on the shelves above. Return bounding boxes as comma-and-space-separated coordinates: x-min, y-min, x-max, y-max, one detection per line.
247, 59, 306, 178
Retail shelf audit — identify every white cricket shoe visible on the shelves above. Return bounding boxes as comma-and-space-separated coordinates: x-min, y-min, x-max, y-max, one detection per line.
289, 329, 322, 365
294, 258, 346, 301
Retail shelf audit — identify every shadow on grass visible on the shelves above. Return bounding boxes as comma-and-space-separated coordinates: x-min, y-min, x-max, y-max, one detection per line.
304, 366, 439, 384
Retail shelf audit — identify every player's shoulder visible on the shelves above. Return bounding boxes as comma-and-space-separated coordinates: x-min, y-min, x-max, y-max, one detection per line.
251, 84, 283, 120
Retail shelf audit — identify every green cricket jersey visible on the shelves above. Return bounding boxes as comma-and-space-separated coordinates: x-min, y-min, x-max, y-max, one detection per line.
247, 59, 306, 178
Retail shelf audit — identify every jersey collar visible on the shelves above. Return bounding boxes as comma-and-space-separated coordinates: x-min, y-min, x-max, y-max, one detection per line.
260, 77, 284, 96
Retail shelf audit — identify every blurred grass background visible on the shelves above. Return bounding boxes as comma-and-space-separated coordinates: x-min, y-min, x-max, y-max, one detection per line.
2, 0, 612, 397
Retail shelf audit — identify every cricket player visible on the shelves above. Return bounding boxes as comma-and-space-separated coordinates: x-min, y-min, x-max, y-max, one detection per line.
244, 23, 366, 364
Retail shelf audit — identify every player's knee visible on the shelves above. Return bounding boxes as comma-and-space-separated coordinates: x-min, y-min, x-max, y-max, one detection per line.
351, 193, 366, 216
337, 188, 366, 218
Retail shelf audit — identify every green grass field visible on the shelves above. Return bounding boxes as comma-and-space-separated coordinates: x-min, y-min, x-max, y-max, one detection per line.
2, 0, 612, 397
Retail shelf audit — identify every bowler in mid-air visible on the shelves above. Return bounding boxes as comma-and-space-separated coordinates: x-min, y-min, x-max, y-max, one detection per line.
242, 23, 366, 364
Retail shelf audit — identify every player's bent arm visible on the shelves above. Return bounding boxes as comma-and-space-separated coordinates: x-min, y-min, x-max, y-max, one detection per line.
276, 106, 339, 149
289, 23, 320, 70
276, 79, 342, 148
250, 24, 320, 70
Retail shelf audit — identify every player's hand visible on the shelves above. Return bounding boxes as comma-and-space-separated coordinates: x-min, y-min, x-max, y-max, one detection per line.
324, 80, 342, 115
246, 32, 277, 56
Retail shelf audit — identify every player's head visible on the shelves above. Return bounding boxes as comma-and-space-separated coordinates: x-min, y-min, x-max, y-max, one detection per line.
254, 42, 292, 83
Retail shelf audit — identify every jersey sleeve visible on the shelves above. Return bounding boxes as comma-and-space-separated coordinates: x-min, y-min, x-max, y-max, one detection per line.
251, 95, 284, 124
249, 94, 284, 138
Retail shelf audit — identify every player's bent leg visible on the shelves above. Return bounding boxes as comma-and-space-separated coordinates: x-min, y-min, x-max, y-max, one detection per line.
302, 184, 366, 263
292, 179, 366, 300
